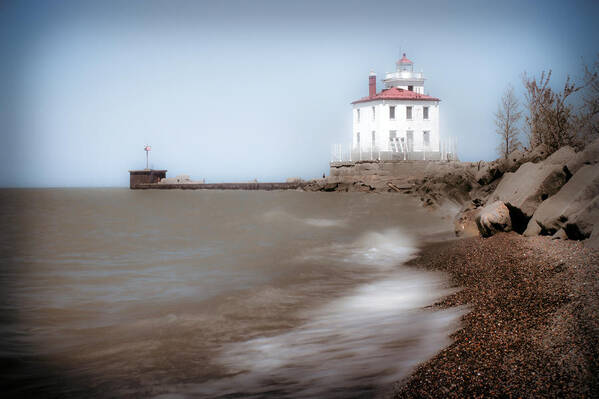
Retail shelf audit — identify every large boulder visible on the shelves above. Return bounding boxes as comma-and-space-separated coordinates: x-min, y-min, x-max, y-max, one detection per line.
348, 181, 375, 192
323, 182, 340, 192
489, 161, 569, 232
475, 201, 512, 237
524, 164, 599, 237
415, 167, 477, 206
475, 161, 503, 185
501, 149, 526, 173
586, 225, 599, 250
521, 143, 550, 164
303, 179, 328, 191
564, 196, 599, 240
474, 145, 551, 186
566, 138, 599, 175
454, 202, 481, 237
544, 145, 577, 165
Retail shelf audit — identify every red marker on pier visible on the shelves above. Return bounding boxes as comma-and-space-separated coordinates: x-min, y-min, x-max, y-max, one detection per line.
144, 145, 151, 169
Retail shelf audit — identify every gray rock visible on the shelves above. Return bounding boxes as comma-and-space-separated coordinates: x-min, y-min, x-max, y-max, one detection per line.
344, 181, 374, 192
489, 161, 569, 232
302, 179, 327, 192
454, 204, 481, 237
501, 149, 526, 173
476, 201, 512, 238
322, 182, 339, 192
566, 138, 599, 175
524, 219, 543, 236
544, 146, 576, 165
522, 144, 550, 164
475, 161, 503, 185
551, 228, 568, 240
475, 146, 550, 187
415, 167, 477, 206
523, 164, 599, 237
564, 196, 599, 240
586, 225, 599, 250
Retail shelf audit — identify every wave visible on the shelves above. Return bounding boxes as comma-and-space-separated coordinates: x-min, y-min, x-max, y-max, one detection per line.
156, 229, 463, 398
168, 271, 464, 398
300, 228, 417, 268
262, 209, 346, 228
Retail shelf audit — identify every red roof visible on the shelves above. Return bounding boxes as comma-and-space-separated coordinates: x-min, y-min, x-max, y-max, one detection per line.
351, 87, 440, 104
397, 53, 413, 64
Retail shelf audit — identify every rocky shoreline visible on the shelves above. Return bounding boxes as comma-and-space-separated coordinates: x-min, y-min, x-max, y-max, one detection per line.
392, 233, 598, 398
307, 139, 599, 249
304, 140, 599, 396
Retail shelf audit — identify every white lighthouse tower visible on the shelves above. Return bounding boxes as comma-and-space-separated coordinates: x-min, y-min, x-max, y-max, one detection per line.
350, 54, 444, 160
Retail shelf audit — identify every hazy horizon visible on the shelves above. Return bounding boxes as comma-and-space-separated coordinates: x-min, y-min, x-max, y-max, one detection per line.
1, 0, 598, 187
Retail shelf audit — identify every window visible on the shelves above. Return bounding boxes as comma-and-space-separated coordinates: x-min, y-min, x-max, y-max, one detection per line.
357, 109, 360, 122
372, 131, 376, 147
423, 106, 429, 120
372, 106, 376, 121
389, 106, 396, 120
389, 130, 397, 141
406, 106, 412, 120
423, 131, 430, 148
406, 130, 414, 151
408, 85, 413, 92
357, 132, 360, 145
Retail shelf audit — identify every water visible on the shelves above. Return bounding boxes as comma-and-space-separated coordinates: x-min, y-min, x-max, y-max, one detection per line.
0, 189, 464, 398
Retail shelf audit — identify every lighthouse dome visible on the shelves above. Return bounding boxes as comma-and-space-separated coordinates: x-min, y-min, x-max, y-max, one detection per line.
396, 53, 413, 65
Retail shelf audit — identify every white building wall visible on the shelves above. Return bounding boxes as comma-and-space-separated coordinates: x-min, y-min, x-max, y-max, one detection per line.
352, 100, 440, 153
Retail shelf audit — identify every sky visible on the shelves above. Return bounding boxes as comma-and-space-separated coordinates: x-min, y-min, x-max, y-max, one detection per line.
0, 0, 598, 187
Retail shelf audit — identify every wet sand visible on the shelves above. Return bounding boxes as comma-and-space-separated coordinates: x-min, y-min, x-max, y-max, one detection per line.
393, 233, 599, 398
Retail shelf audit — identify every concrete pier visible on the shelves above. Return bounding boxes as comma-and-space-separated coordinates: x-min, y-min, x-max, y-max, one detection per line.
132, 182, 304, 190
129, 169, 305, 190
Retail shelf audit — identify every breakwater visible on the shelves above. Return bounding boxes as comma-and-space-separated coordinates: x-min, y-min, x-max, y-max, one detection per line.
132, 182, 304, 190
128, 169, 304, 190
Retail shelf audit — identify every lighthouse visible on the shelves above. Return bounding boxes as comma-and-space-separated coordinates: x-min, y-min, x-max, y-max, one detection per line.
350, 54, 442, 159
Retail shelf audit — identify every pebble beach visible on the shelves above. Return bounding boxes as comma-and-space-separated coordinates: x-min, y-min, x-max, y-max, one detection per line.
393, 233, 598, 398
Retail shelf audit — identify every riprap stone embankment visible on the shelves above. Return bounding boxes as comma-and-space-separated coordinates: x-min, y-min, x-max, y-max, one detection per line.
306, 139, 599, 248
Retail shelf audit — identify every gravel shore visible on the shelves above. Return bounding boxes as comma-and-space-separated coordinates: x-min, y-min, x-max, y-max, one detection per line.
393, 233, 598, 398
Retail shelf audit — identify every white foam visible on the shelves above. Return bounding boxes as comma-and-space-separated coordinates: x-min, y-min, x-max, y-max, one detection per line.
301, 228, 417, 268
302, 218, 345, 227
262, 209, 346, 228
171, 269, 464, 398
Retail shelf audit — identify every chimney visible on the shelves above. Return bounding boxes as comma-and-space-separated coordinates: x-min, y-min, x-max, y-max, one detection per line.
369, 70, 376, 97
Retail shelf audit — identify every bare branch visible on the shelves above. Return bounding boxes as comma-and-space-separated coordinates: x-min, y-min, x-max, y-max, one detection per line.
522, 69, 582, 152
495, 85, 522, 158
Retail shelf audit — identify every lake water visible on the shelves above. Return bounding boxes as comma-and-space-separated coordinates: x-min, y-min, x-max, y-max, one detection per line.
0, 189, 464, 398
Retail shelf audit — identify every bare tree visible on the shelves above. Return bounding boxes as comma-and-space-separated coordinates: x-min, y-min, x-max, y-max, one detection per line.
523, 70, 551, 149
577, 55, 599, 143
494, 85, 522, 158
523, 70, 582, 152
